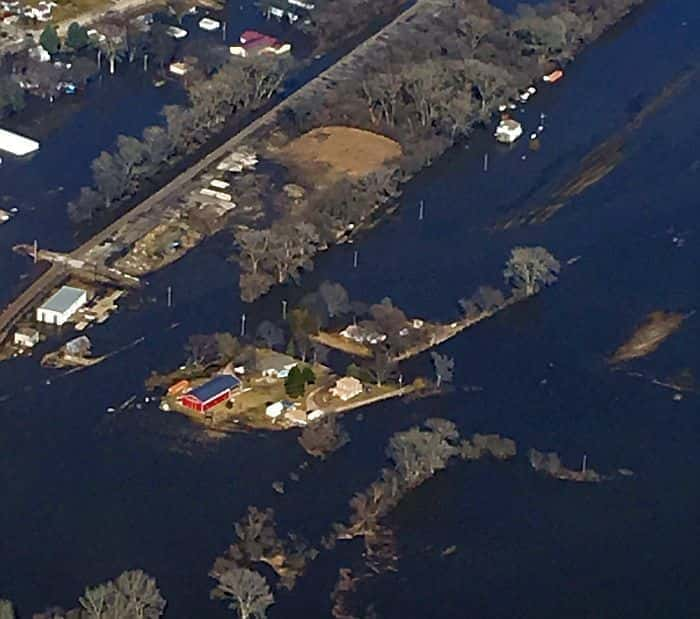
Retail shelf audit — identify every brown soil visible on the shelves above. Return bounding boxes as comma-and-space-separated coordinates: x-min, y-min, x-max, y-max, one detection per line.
277, 126, 402, 183
609, 311, 686, 364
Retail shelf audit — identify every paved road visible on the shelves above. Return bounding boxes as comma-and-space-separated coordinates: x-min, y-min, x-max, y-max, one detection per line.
0, 0, 439, 344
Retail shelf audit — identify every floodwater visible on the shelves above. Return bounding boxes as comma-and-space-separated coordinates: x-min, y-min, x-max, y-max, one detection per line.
1, 0, 699, 617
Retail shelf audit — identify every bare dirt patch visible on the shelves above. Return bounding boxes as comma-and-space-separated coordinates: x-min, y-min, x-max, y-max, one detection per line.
276, 126, 402, 183
609, 310, 686, 364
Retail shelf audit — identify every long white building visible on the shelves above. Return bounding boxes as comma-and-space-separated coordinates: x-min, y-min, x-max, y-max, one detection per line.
0, 128, 40, 156
36, 286, 87, 326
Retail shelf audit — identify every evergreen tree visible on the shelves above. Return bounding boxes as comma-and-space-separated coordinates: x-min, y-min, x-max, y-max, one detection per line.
66, 22, 90, 50
39, 24, 60, 55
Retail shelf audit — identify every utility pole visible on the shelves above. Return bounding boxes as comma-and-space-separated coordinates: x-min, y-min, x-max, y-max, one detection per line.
483, 153, 489, 172
353, 250, 358, 269
33, 239, 38, 264
167, 286, 172, 308
143, 53, 149, 72
582, 454, 587, 473
282, 299, 288, 321
240, 313, 246, 337
418, 200, 424, 221
222, 21, 227, 41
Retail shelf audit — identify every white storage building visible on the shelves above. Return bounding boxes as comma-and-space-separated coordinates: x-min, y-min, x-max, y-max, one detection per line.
36, 286, 87, 326
0, 128, 40, 156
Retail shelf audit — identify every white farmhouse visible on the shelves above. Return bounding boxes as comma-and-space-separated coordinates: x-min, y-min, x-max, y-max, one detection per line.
36, 286, 87, 326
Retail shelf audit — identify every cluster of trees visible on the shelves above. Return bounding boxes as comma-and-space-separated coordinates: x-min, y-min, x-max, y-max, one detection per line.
298, 414, 349, 458
327, 419, 517, 545
235, 169, 403, 301
528, 448, 601, 482
210, 506, 319, 617
235, 221, 321, 302
302, 0, 406, 52
69, 55, 290, 223
185, 332, 241, 366
1, 570, 165, 618
458, 246, 560, 320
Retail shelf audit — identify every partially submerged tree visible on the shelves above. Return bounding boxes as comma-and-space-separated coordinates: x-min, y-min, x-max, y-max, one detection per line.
430, 352, 455, 388
319, 281, 351, 318
298, 415, 350, 458
255, 320, 284, 350
387, 423, 459, 488
503, 246, 560, 297
211, 568, 274, 619
79, 569, 166, 619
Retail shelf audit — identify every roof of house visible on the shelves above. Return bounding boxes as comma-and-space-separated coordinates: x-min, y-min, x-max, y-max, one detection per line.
256, 350, 298, 373
188, 375, 240, 403
39, 286, 86, 314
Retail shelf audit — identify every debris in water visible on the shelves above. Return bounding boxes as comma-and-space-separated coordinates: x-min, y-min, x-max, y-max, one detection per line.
441, 545, 457, 557
272, 481, 285, 494
289, 472, 300, 482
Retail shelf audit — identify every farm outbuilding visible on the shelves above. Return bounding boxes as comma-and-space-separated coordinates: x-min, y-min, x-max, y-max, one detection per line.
36, 286, 87, 326
179, 375, 241, 413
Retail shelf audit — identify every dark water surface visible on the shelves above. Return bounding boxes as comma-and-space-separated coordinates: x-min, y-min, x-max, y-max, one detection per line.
1, 0, 699, 617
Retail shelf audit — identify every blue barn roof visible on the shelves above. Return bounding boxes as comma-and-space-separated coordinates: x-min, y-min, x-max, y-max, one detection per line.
189, 375, 240, 403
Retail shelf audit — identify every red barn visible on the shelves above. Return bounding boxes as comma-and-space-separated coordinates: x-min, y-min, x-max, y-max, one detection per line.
179, 375, 240, 413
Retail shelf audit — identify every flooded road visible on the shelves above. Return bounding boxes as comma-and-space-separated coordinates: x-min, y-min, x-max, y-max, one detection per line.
1, 0, 699, 617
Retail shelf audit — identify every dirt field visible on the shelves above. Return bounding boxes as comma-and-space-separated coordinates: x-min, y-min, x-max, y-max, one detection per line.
277, 126, 402, 182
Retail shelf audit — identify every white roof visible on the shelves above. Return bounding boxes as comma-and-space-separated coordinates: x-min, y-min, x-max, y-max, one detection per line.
0, 128, 40, 156
40, 286, 86, 313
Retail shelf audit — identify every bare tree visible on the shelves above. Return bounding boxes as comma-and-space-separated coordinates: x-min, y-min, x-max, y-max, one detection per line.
186, 334, 220, 366
256, 321, 284, 350
475, 285, 506, 312
368, 347, 398, 387
211, 568, 274, 619
298, 416, 350, 458
79, 583, 113, 618
503, 246, 560, 297
430, 352, 455, 387
112, 569, 166, 618
387, 425, 458, 488
319, 281, 351, 318
79, 570, 165, 619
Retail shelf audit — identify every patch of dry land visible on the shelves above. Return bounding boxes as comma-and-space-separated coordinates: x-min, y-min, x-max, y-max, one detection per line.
275, 126, 402, 183
114, 220, 203, 276
610, 311, 686, 364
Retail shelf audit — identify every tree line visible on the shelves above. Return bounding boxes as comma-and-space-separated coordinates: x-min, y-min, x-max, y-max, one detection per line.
0, 569, 165, 618
68, 54, 290, 223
